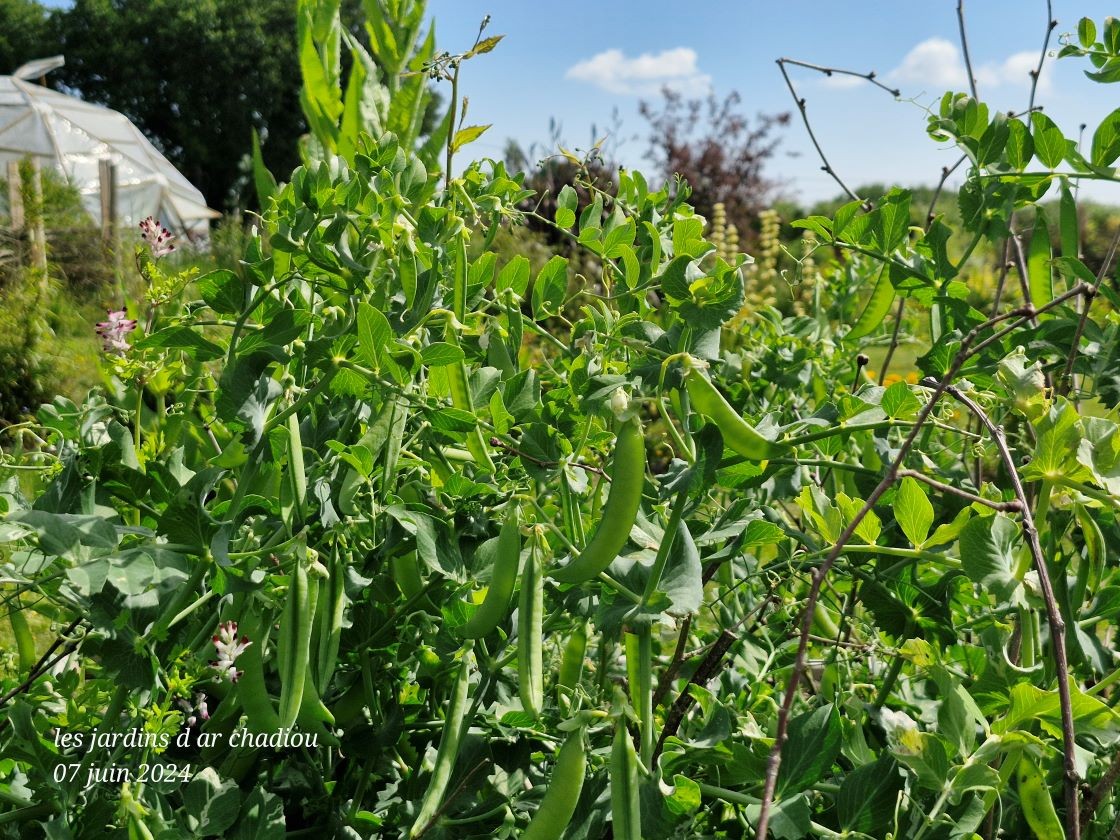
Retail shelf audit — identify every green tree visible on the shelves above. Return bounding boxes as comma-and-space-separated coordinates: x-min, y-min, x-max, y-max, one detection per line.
0, 0, 48, 75
49, 0, 308, 211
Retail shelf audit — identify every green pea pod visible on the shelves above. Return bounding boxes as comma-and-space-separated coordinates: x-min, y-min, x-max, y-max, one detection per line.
444, 324, 496, 473
557, 620, 588, 696
460, 507, 521, 639
408, 647, 474, 838
520, 729, 587, 840
519, 532, 544, 717
280, 412, 307, 534
316, 548, 347, 687
611, 720, 642, 840
391, 552, 425, 601
6, 595, 36, 674
550, 418, 645, 584
235, 606, 280, 733
1016, 755, 1063, 840
683, 366, 788, 461
277, 556, 312, 730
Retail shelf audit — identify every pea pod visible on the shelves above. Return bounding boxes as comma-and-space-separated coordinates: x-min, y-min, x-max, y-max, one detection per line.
550, 418, 645, 584
556, 620, 588, 696
519, 531, 544, 717
316, 548, 347, 687
1016, 755, 1063, 840
520, 729, 587, 840
460, 507, 521, 639
6, 594, 36, 674
391, 551, 425, 601
235, 606, 280, 733
408, 647, 474, 838
277, 554, 313, 729
611, 720, 642, 840
683, 366, 788, 460
280, 412, 307, 534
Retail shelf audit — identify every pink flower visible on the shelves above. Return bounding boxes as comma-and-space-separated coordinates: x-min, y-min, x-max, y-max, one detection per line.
95, 309, 137, 354
139, 216, 175, 258
176, 692, 211, 727
211, 621, 251, 683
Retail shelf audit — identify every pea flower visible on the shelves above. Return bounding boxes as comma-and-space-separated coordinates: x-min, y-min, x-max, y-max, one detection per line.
211, 621, 251, 683
139, 216, 175, 258
95, 309, 137, 354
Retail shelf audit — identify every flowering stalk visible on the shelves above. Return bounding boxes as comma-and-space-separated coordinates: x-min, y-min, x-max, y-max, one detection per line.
211, 621, 251, 683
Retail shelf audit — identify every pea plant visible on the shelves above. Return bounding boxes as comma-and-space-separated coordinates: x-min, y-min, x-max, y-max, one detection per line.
3, 5, 1120, 839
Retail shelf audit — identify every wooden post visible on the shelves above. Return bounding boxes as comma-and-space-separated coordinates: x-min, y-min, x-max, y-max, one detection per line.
25, 159, 47, 274
98, 158, 117, 244
6, 160, 23, 232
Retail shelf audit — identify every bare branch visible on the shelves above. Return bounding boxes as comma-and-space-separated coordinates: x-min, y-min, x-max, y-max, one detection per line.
897, 468, 1022, 511
1028, 0, 1058, 113
775, 59, 868, 209
942, 384, 1079, 840
957, 1, 980, 99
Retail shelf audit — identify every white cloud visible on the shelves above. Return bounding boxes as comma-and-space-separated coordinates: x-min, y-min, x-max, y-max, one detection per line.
565, 47, 712, 96
887, 38, 1053, 95
890, 38, 969, 89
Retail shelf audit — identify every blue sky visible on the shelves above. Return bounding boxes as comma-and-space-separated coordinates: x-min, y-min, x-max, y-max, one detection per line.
427, 1, 1120, 205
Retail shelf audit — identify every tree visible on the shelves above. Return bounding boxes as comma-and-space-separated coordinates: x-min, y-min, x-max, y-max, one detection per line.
639, 88, 789, 242
0, 0, 48, 74
48, 0, 310, 211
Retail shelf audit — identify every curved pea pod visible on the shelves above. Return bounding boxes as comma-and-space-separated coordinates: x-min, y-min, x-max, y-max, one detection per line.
518, 532, 544, 717
683, 366, 789, 460
408, 647, 474, 838
460, 507, 521, 639
611, 720, 642, 840
391, 551, 426, 601
550, 418, 646, 584
6, 596, 36, 674
277, 557, 313, 730
520, 729, 587, 840
1016, 755, 1063, 840
235, 607, 280, 733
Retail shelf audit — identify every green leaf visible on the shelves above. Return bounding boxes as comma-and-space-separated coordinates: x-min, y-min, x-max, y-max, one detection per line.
250, 128, 278, 206
1027, 209, 1053, 314
496, 256, 530, 298
198, 269, 248, 315
777, 704, 841, 794
357, 302, 391, 370
894, 477, 934, 546
1030, 113, 1066, 168
420, 342, 465, 367
555, 185, 577, 229
881, 382, 920, 419
184, 768, 242, 836
1079, 17, 1098, 48
531, 255, 568, 319
959, 514, 1024, 605
135, 327, 224, 362
451, 124, 491, 154
837, 756, 903, 835
665, 775, 701, 817
1004, 118, 1034, 171
1090, 107, 1120, 167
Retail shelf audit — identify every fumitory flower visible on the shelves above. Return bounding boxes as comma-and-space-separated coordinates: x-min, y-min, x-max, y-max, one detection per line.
95, 309, 137, 354
211, 620, 251, 683
175, 692, 211, 727
139, 216, 175, 258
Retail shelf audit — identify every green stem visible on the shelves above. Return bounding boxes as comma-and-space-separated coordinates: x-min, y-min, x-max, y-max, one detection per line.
641, 488, 690, 604
637, 625, 654, 768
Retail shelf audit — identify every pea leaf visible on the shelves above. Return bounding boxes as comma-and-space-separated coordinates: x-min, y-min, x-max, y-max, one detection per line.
894, 477, 934, 546
777, 704, 841, 794
959, 514, 1024, 605
837, 756, 903, 835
